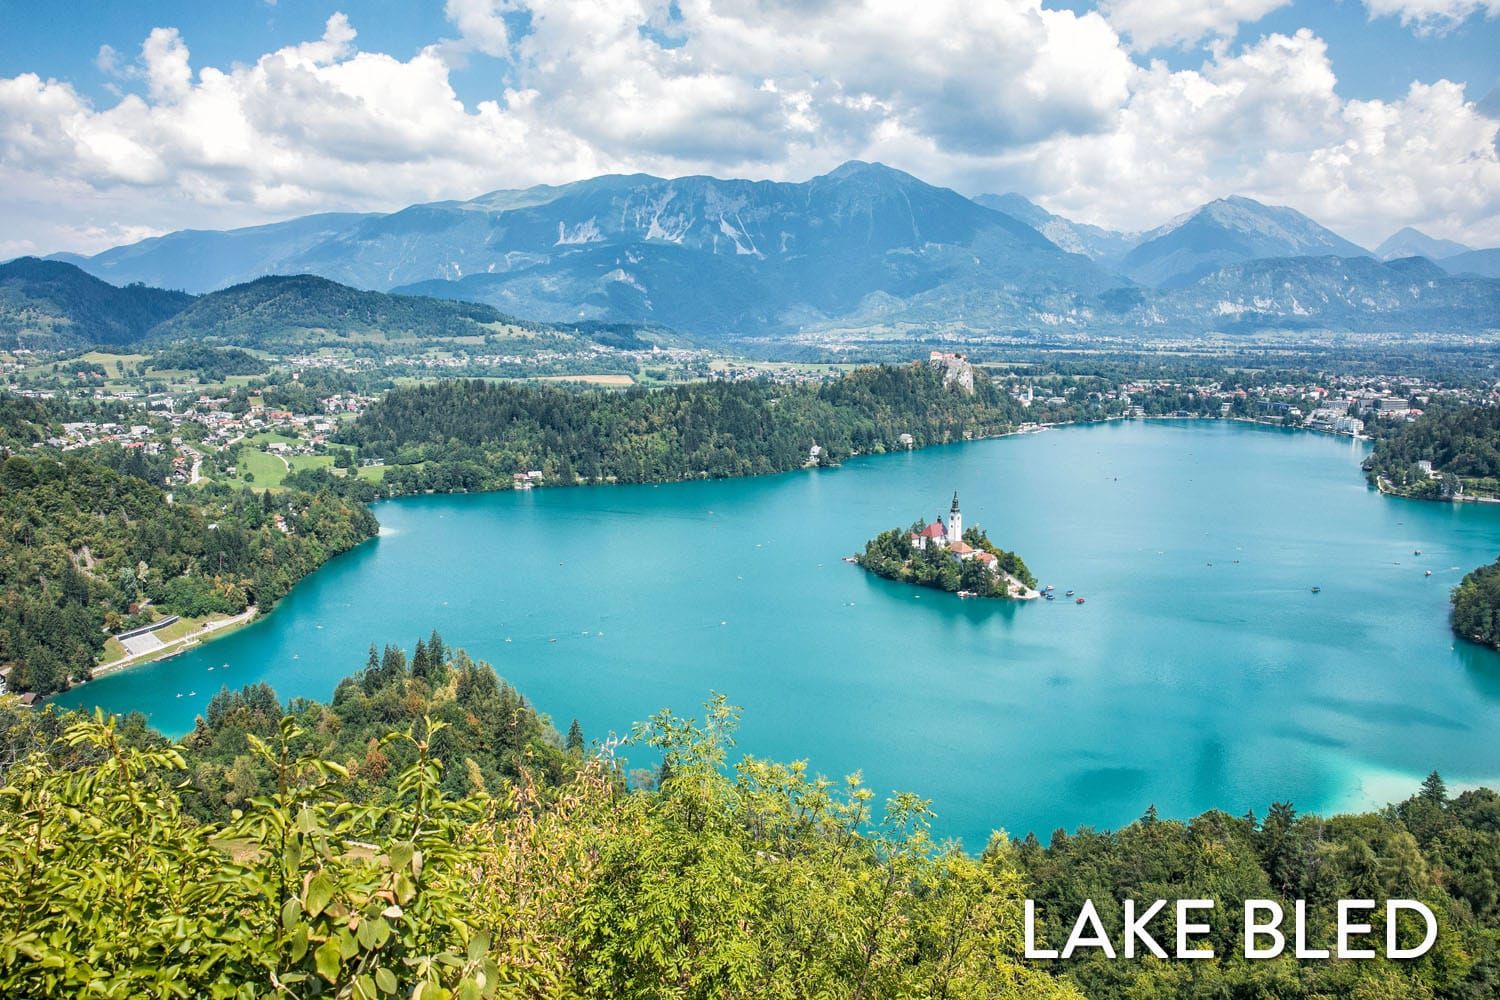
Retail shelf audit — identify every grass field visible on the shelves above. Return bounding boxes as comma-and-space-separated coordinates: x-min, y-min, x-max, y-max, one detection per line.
220, 447, 333, 490
289, 454, 333, 474
228, 448, 289, 488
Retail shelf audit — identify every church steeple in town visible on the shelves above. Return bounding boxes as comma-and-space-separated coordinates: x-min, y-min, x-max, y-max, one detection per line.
947, 492, 962, 543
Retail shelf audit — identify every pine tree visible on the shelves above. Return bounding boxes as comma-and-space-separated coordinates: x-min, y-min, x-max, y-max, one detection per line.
566, 718, 585, 753
427, 629, 446, 667
411, 638, 431, 679
1421, 770, 1448, 804
380, 644, 406, 683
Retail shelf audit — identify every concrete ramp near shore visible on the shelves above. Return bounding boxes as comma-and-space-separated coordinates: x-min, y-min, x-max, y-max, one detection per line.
120, 631, 166, 657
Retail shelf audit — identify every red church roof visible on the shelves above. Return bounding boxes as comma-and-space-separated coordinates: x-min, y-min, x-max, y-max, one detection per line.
919, 520, 947, 538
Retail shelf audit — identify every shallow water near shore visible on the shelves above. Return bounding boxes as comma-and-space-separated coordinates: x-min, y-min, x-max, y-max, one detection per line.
55, 420, 1500, 845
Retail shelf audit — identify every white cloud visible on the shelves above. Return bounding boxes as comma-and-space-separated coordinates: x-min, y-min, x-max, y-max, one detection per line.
95, 45, 123, 77
141, 28, 193, 103
1102, 0, 1291, 50
1, 4, 1497, 257
989, 30, 1500, 247
1363, 0, 1500, 33
443, 0, 514, 57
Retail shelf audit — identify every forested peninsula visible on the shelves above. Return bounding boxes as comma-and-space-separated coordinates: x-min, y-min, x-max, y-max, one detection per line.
1364, 403, 1500, 501
2, 640, 1497, 999
337, 362, 1023, 494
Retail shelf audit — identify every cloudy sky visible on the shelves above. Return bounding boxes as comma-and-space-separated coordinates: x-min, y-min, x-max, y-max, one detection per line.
1, 0, 1498, 259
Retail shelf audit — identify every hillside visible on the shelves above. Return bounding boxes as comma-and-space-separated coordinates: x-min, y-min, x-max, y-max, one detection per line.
147, 273, 515, 347
1120, 196, 1370, 288
1441, 247, 1500, 280
337, 362, 1030, 493
1121, 255, 1500, 333
0, 257, 192, 350
0, 445, 376, 694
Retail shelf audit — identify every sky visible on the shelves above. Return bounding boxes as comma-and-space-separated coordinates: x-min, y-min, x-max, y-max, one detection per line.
0, 0, 1498, 259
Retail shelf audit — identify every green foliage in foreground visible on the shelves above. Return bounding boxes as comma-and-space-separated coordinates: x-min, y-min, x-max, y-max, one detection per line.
3, 649, 1497, 998
1452, 558, 1500, 649
858, 522, 1036, 597
0, 692, 1079, 1000
179, 631, 573, 819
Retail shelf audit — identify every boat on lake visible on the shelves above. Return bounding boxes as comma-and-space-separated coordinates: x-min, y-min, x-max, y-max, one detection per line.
1311, 586, 1322, 593
1075, 597, 1085, 605
1065, 589, 1075, 596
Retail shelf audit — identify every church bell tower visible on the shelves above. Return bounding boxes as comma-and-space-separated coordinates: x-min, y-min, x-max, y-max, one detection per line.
948, 492, 962, 544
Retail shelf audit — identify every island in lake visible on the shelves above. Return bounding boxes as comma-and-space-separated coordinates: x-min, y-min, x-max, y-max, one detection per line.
855, 492, 1040, 600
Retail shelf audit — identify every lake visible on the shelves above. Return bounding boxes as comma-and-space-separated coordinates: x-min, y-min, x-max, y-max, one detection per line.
55, 419, 1500, 846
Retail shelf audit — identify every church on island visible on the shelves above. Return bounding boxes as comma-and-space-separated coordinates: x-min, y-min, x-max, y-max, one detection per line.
910, 493, 1003, 576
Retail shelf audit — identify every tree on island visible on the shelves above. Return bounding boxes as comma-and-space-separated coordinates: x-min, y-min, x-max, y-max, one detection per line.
856, 520, 1034, 598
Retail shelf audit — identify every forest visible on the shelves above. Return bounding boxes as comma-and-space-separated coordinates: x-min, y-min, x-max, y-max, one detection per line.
0, 639, 1496, 1000
0, 451, 376, 695
1451, 559, 1500, 649
341, 363, 1027, 494
1364, 403, 1500, 499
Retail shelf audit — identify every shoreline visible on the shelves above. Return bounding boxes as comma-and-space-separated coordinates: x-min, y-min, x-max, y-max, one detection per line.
1372, 473, 1500, 505
80, 606, 260, 687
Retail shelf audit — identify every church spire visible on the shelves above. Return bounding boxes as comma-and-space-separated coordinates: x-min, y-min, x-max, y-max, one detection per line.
951, 491, 960, 513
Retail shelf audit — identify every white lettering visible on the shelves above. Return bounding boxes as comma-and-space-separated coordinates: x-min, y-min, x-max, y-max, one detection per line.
1062, 900, 1117, 959
1386, 900, 1438, 959
1124, 899, 1168, 958
1176, 899, 1215, 959
1337, 900, 1376, 959
1294, 900, 1329, 958
1244, 900, 1286, 958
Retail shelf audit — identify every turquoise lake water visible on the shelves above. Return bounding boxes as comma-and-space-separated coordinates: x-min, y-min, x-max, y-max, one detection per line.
55, 420, 1500, 846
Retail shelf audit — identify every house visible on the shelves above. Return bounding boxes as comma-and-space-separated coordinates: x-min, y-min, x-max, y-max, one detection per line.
911, 519, 948, 550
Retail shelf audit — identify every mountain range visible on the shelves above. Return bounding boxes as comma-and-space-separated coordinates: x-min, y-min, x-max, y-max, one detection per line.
0, 258, 635, 352
25, 161, 1500, 340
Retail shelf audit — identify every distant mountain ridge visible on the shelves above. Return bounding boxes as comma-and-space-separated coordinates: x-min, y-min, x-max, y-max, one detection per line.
1439, 248, 1500, 280
29, 162, 1500, 338
1375, 227, 1471, 262
1119, 196, 1371, 288
49, 213, 377, 293
971, 193, 1137, 261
